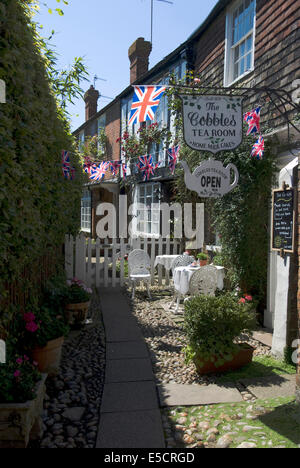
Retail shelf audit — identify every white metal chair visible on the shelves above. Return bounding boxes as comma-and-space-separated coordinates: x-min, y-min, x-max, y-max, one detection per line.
189, 265, 219, 297
170, 254, 195, 312
128, 249, 152, 299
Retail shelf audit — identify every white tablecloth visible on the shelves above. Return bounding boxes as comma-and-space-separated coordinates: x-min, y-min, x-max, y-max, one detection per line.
154, 255, 180, 271
173, 265, 200, 295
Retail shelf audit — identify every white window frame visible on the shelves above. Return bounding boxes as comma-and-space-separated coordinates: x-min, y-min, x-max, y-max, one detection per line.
131, 182, 161, 238
81, 189, 91, 233
224, 0, 256, 87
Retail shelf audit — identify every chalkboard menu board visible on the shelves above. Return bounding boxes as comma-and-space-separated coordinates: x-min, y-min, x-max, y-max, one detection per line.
271, 188, 295, 252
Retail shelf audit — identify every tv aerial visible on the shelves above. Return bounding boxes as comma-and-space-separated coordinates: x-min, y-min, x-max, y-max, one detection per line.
93, 75, 113, 100
150, 0, 173, 45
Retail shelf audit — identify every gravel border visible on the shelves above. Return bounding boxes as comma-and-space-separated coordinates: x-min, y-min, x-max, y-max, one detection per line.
30, 291, 106, 449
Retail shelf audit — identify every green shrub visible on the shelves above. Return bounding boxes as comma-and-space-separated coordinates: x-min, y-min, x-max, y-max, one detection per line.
213, 255, 224, 266
184, 293, 256, 368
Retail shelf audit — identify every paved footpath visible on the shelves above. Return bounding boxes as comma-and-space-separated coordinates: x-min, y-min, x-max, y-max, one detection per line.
96, 288, 296, 448
96, 288, 165, 448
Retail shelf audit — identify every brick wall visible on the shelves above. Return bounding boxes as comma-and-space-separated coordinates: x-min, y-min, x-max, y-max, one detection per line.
193, 0, 300, 128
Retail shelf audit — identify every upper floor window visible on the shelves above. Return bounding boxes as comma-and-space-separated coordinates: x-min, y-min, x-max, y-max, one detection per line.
81, 190, 91, 233
224, 0, 256, 86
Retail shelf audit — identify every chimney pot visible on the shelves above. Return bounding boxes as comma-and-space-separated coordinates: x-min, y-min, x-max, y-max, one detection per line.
128, 37, 152, 84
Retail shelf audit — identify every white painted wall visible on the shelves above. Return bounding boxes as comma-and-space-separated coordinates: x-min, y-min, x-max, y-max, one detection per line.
271, 156, 298, 357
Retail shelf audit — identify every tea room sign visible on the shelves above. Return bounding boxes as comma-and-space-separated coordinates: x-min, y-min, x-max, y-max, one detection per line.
179, 94, 243, 154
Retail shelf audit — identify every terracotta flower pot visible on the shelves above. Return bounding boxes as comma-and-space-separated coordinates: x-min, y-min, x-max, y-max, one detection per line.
199, 259, 208, 266
31, 337, 64, 375
65, 301, 90, 327
193, 344, 254, 375
0, 374, 47, 448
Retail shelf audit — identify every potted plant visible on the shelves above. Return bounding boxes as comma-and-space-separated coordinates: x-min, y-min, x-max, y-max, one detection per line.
197, 252, 209, 266
184, 292, 256, 374
0, 350, 46, 448
64, 278, 92, 327
15, 306, 69, 375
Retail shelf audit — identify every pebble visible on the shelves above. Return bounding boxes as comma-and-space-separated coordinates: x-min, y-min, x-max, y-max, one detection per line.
237, 442, 257, 448
216, 434, 232, 448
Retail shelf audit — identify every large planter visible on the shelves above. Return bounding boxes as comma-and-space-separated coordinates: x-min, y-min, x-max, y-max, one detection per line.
193, 344, 254, 375
65, 301, 90, 327
31, 337, 64, 375
0, 374, 47, 448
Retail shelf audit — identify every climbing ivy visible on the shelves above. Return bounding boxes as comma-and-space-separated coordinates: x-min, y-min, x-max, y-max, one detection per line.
0, 0, 86, 332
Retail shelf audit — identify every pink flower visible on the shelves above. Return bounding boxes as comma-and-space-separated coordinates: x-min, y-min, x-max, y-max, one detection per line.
23, 355, 29, 361
16, 357, 23, 365
24, 312, 36, 322
33, 361, 38, 367
25, 321, 39, 333
14, 370, 21, 378
239, 298, 246, 304
244, 295, 253, 301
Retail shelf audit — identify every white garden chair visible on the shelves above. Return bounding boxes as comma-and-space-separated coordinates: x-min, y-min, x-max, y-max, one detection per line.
189, 265, 219, 297
128, 249, 152, 300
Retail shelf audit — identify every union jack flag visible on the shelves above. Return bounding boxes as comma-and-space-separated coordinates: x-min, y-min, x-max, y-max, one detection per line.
251, 135, 264, 160
167, 145, 180, 174
83, 156, 93, 175
243, 106, 262, 135
129, 85, 166, 125
110, 160, 122, 177
89, 161, 109, 181
122, 163, 128, 179
136, 154, 159, 181
62, 150, 71, 179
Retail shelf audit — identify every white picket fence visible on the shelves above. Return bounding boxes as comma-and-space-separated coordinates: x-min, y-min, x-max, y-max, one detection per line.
65, 234, 182, 288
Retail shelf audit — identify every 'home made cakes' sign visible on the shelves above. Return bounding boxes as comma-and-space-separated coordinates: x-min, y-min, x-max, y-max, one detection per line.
179, 94, 243, 154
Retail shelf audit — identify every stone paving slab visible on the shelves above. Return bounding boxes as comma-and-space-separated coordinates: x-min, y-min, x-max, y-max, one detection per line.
106, 340, 149, 360
96, 410, 165, 448
239, 374, 296, 399
101, 381, 159, 413
252, 329, 273, 347
105, 358, 154, 383
104, 320, 143, 342
158, 383, 243, 407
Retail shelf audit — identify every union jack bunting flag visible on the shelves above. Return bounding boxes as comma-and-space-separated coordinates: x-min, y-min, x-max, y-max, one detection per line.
251, 135, 264, 160
243, 106, 262, 135
83, 156, 93, 175
110, 160, 122, 177
136, 154, 159, 181
128, 85, 166, 125
89, 161, 109, 181
167, 145, 180, 174
62, 150, 71, 179
122, 163, 127, 179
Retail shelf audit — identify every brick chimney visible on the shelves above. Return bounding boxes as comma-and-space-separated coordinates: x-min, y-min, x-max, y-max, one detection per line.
84, 85, 99, 121
128, 37, 152, 84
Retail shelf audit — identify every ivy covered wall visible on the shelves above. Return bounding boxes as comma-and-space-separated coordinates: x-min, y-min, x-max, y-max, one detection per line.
0, 0, 84, 334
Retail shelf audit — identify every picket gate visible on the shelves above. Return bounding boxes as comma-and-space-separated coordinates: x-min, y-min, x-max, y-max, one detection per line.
65, 234, 182, 288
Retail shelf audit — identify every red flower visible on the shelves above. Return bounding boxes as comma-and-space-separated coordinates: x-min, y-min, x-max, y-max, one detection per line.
244, 295, 252, 301
23, 312, 36, 323
239, 298, 246, 304
25, 321, 39, 333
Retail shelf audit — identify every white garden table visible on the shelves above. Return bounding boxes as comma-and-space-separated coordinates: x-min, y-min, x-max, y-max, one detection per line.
154, 254, 180, 272
173, 265, 201, 295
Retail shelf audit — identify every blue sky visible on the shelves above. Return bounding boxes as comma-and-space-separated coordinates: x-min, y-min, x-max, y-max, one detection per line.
37, 0, 219, 131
